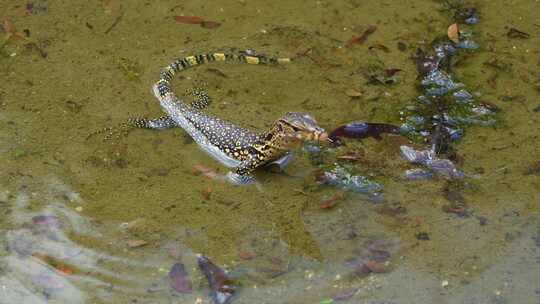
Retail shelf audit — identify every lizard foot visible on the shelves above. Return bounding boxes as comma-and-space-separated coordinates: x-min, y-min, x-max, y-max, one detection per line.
86, 121, 134, 141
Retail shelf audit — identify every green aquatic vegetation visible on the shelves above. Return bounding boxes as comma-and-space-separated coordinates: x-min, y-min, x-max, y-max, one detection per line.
13, 148, 27, 158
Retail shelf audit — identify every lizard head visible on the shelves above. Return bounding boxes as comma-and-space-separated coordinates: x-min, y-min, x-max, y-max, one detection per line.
277, 112, 328, 143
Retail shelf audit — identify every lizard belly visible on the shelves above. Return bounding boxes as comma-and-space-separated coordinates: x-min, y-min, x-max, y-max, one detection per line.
155, 87, 242, 168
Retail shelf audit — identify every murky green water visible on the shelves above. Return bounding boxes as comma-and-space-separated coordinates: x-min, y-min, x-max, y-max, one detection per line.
1, 0, 539, 303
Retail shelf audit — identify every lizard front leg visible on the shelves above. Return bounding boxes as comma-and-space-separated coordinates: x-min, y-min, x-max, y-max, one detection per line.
224, 156, 262, 185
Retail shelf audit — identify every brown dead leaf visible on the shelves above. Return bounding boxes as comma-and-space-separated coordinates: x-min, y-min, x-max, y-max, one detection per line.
320, 192, 345, 209
337, 153, 363, 161
345, 25, 377, 48
506, 27, 530, 39
447, 23, 459, 43
102, 0, 122, 16
201, 187, 212, 200
127, 239, 148, 248
2, 19, 17, 34
345, 88, 363, 97
174, 15, 204, 24
238, 251, 256, 260
368, 43, 390, 53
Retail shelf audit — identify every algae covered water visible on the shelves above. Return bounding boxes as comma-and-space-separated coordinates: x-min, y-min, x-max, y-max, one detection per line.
1, 0, 539, 303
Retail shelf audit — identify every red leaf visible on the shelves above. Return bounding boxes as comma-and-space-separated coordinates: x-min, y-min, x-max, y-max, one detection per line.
174, 16, 204, 24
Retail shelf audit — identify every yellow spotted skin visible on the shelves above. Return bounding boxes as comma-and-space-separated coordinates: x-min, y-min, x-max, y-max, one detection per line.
148, 52, 326, 183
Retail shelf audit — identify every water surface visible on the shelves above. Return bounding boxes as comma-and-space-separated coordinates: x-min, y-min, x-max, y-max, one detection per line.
1, 0, 539, 303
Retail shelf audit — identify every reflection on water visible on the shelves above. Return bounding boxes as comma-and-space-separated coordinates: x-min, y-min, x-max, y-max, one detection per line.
0, 178, 403, 303
1, 180, 177, 303
2, 179, 538, 303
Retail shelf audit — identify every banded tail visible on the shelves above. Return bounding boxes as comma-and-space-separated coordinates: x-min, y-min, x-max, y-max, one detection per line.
154, 52, 292, 100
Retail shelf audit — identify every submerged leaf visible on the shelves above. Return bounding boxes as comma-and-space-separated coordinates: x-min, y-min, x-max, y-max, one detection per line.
174, 15, 204, 24
200, 21, 221, 29
169, 263, 193, 293
197, 255, 236, 304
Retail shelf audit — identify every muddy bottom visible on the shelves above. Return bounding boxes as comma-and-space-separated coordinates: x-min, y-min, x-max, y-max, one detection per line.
1, 0, 539, 303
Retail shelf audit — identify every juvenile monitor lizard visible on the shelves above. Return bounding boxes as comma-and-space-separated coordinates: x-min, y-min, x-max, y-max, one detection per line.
134, 52, 327, 184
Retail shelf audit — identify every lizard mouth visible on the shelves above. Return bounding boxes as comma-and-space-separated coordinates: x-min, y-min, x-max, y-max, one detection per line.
295, 129, 328, 143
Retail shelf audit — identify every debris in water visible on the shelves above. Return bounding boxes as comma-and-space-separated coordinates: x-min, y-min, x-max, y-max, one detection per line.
336, 152, 363, 162
32, 215, 62, 229
319, 192, 345, 209
524, 161, 540, 175
197, 254, 236, 304
442, 203, 468, 217
169, 263, 193, 293
345, 239, 394, 276
201, 187, 213, 200
200, 21, 221, 29
400, 146, 463, 179
384, 68, 402, 77
453, 7, 478, 24
400, 13, 495, 158
2, 19, 25, 41
368, 43, 390, 53
506, 27, 530, 39
238, 251, 256, 260
447, 23, 460, 43
415, 232, 430, 241
344, 88, 363, 98
174, 15, 204, 24
316, 164, 382, 196
174, 16, 222, 29
33, 253, 74, 276
331, 288, 359, 301
127, 239, 148, 248
532, 234, 540, 247
193, 165, 220, 179
32, 270, 66, 290
345, 25, 377, 48
102, 0, 122, 16
404, 168, 433, 180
